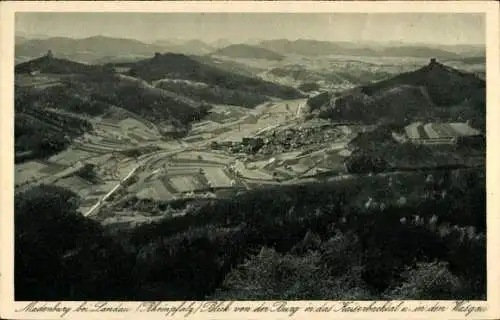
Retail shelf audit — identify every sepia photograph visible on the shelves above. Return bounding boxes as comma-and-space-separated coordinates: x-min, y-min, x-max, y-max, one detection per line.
1, 1, 499, 319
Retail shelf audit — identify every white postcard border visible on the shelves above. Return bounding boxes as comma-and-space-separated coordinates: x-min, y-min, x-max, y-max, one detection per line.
1, 2, 499, 320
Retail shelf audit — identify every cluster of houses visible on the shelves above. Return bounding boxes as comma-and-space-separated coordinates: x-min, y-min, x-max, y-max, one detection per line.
210, 137, 265, 154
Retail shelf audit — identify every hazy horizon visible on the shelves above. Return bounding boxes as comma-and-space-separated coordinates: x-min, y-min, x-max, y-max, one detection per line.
16, 12, 485, 46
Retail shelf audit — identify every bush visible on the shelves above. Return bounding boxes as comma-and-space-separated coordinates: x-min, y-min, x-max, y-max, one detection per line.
386, 261, 464, 299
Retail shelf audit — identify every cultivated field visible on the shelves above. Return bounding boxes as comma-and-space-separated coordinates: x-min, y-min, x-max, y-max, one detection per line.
134, 180, 175, 201
232, 160, 276, 181
450, 122, 480, 136
204, 167, 235, 188
405, 122, 480, 140
168, 175, 206, 193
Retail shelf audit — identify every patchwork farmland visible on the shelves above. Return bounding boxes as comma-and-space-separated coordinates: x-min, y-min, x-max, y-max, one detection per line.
405, 122, 481, 143
17, 94, 479, 221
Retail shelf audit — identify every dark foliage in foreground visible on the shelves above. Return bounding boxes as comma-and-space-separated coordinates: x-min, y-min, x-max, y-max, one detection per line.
15, 168, 486, 300
15, 185, 135, 300
15, 86, 93, 163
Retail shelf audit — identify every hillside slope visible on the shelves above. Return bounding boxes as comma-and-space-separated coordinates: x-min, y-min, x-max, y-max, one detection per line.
114, 53, 304, 103
359, 59, 484, 106
15, 52, 104, 75
14, 55, 215, 161
26, 72, 210, 128
311, 59, 485, 129
15, 85, 93, 163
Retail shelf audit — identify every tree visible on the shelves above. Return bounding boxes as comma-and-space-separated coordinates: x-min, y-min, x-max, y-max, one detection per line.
386, 261, 465, 300
76, 163, 98, 182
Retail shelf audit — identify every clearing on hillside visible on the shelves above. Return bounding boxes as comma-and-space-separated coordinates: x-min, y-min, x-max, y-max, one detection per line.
134, 180, 174, 201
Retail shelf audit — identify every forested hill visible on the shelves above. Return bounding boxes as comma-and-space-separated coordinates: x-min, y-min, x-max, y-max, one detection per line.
308, 59, 485, 130
359, 59, 485, 106
15, 52, 104, 75
112, 53, 304, 101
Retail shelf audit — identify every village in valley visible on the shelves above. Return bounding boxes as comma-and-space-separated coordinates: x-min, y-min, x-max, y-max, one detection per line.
15, 55, 485, 226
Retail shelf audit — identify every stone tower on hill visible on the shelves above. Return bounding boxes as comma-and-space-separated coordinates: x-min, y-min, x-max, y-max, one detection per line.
46, 50, 53, 58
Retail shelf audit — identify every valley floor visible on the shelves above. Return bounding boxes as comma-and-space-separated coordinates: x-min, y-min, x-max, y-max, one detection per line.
14, 93, 485, 229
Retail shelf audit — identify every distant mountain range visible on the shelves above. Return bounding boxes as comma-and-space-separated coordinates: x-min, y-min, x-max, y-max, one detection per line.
15, 36, 216, 64
259, 39, 377, 57
15, 52, 105, 74
211, 44, 285, 61
310, 59, 485, 130
210, 38, 233, 49
257, 39, 482, 59
15, 36, 167, 64
15, 35, 485, 65
151, 39, 215, 55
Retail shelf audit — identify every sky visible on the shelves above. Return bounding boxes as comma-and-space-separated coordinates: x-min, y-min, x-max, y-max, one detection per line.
15, 12, 485, 45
